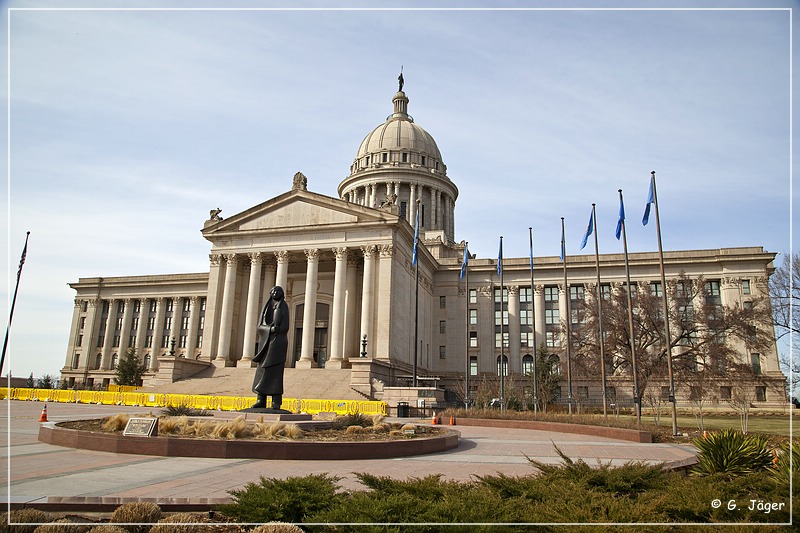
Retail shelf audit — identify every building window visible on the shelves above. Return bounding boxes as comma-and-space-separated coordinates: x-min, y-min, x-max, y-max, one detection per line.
650, 282, 663, 297
545, 309, 559, 325
182, 316, 190, 331
520, 331, 533, 347
495, 332, 509, 348
439, 321, 446, 334
197, 335, 203, 348
496, 355, 508, 377
494, 310, 509, 326
76, 334, 83, 347
81, 301, 88, 312
165, 299, 174, 313
97, 335, 104, 348
469, 309, 477, 325
546, 330, 559, 347
402, 152, 408, 162
570, 285, 584, 301
520, 287, 532, 303
180, 335, 187, 348
162, 335, 170, 348
164, 316, 172, 331
439, 346, 446, 359
440, 296, 446, 309
548, 355, 560, 375
382, 152, 388, 162
72, 353, 79, 369
79, 317, 86, 330
751, 353, 761, 375
420, 155, 426, 166
128, 335, 135, 348
111, 354, 119, 370
705, 280, 721, 305
741, 279, 751, 295
600, 284, 611, 300
117, 301, 125, 314
143, 354, 150, 369
145, 335, 153, 348
400, 201, 407, 219
469, 289, 477, 304
755, 386, 767, 402
469, 357, 478, 376
112, 335, 120, 347
200, 298, 206, 312
183, 299, 191, 312
494, 288, 509, 303
149, 300, 157, 313
522, 354, 534, 375
148, 317, 156, 330
719, 386, 732, 400
94, 354, 101, 369
469, 331, 478, 348
520, 309, 532, 325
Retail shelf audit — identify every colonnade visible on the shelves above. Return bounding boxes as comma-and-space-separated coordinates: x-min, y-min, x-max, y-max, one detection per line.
206, 245, 396, 368
343, 181, 455, 238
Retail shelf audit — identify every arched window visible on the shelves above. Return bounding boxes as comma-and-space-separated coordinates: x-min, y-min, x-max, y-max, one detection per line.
110, 353, 119, 370
522, 354, 534, 375
143, 354, 151, 370
94, 354, 102, 369
496, 355, 508, 377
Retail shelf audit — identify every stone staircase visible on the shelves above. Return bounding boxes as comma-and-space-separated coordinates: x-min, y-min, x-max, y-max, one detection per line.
141, 366, 366, 401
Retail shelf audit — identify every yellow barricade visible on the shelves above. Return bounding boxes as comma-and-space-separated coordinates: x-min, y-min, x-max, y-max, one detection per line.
0, 389, 7, 400
15, 388, 33, 401
33, 389, 53, 402
52, 390, 75, 403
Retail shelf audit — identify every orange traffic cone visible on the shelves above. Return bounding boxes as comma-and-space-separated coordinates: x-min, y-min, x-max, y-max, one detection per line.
431, 412, 438, 425
39, 403, 48, 422
703, 430, 708, 439
772, 448, 780, 467
449, 416, 456, 425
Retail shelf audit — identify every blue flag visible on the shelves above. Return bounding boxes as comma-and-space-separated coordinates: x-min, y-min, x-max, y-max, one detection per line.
459, 242, 469, 280
615, 195, 625, 240
497, 238, 503, 275
642, 178, 655, 226
579, 209, 594, 250
411, 208, 420, 266
529, 234, 534, 272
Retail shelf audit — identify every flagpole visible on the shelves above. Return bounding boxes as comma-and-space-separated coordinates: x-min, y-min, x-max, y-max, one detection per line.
529, 227, 538, 413
499, 236, 505, 411
592, 205, 608, 417
412, 200, 420, 388
1, 232, 30, 377
463, 241, 470, 409
650, 171, 678, 435
619, 190, 641, 423
561, 218, 573, 415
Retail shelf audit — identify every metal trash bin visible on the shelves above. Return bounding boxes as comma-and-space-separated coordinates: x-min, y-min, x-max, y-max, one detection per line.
397, 402, 410, 417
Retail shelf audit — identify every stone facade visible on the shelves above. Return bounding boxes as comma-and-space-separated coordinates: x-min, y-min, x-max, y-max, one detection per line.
61, 86, 786, 408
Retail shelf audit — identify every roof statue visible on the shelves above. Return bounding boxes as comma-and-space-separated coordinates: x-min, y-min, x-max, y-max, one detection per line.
398, 67, 404, 92
292, 172, 308, 191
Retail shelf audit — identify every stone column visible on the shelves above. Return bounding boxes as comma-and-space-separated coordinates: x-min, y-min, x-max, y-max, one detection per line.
275, 250, 290, 291
432, 188, 440, 229
152, 297, 166, 366
534, 285, 545, 349
100, 299, 116, 370
558, 283, 569, 326
297, 249, 319, 368
135, 298, 148, 358
371, 183, 378, 207
329, 247, 348, 366
83, 299, 99, 369
375, 244, 394, 359
261, 256, 277, 306
172, 297, 183, 352
360, 245, 377, 354
215, 253, 239, 366
394, 182, 400, 198
241, 252, 263, 364
119, 298, 134, 358
185, 296, 200, 359
409, 183, 417, 224
508, 285, 520, 373
344, 254, 360, 360
200, 253, 223, 361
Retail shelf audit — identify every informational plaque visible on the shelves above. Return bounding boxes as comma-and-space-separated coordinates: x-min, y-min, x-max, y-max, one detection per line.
123, 417, 158, 437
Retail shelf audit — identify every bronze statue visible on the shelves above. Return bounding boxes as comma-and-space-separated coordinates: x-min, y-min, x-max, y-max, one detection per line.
251, 286, 290, 410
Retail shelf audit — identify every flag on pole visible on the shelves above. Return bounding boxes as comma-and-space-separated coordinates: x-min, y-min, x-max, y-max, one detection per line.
560, 221, 566, 261
411, 208, 420, 266
459, 242, 469, 280
615, 195, 625, 240
17, 237, 28, 279
497, 237, 503, 275
529, 229, 534, 272
642, 177, 655, 226
579, 208, 594, 250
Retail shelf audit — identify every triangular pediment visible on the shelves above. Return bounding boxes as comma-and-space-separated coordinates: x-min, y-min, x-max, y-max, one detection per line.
203, 189, 399, 237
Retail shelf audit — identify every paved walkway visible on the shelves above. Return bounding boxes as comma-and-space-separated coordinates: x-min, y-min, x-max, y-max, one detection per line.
2, 400, 697, 506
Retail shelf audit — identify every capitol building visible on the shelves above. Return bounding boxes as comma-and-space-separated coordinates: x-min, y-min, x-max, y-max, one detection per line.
61, 84, 786, 409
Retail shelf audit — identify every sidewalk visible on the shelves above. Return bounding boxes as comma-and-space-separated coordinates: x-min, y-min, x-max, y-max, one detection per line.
2, 399, 697, 508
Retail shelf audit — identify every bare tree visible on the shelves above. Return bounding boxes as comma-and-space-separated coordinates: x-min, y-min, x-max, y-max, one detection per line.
571, 273, 773, 407
769, 252, 799, 396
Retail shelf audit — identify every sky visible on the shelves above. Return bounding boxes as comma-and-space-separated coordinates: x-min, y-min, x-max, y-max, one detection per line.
2, 0, 796, 380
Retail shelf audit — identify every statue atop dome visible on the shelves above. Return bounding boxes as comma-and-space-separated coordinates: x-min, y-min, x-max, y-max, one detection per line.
398, 67, 404, 92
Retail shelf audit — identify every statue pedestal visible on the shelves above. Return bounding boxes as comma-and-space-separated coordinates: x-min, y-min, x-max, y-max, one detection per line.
294, 359, 317, 369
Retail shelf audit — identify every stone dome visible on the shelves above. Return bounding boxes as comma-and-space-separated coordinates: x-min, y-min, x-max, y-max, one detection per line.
338, 86, 458, 244
354, 92, 443, 164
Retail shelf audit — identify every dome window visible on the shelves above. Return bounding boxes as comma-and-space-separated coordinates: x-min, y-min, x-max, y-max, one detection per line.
402, 152, 408, 163
365, 156, 370, 165
421, 155, 426, 166
382, 153, 388, 163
